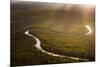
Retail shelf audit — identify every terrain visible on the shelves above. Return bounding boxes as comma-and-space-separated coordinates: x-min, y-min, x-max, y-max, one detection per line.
11, 2, 95, 66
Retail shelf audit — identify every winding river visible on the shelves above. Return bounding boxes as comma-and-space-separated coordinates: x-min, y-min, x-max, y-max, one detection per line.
24, 29, 89, 61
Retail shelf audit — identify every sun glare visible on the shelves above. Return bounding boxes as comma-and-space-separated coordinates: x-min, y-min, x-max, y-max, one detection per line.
84, 25, 92, 35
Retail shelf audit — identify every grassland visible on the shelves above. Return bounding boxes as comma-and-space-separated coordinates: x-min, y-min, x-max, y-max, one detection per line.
30, 25, 95, 61
11, 2, 95, 66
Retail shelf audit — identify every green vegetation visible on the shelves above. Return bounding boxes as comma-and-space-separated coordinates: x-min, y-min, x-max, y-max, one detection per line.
11, 2, 95, 66
11, 31, 79, 66
30, 26, 95, 61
